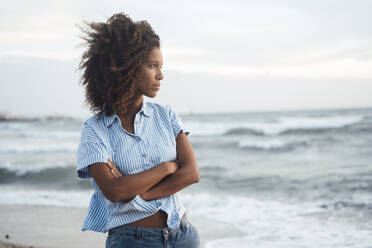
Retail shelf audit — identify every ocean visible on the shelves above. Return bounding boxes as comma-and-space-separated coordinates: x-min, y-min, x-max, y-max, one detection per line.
1, 107, 372, 247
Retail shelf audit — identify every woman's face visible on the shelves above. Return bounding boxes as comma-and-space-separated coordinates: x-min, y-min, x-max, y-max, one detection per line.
136, 47, 164, 98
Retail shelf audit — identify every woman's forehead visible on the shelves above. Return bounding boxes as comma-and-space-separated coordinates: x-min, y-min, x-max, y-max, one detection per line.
147, 47, 163, 62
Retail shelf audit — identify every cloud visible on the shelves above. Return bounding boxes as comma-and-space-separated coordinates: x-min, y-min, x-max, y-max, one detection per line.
1, 0, 371, 116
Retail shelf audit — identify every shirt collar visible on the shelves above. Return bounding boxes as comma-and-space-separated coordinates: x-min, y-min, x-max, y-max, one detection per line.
139, 100, 153, 118
103, 101, 153, 127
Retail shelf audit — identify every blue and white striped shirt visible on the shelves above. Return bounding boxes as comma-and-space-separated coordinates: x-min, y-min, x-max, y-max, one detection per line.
76, 101, 189, 232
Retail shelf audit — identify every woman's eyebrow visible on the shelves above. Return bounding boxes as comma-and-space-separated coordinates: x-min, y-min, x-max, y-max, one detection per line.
147, 60, 163, 64
147, 59, 160, 63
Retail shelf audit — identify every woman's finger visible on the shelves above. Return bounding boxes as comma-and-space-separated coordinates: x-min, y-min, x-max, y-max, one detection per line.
110, 168, 114, 176
107, 158, 115, 169
107, 162, 112, 170
110, 168, 118, 178
107, 158, 123, 177
107, 159, 116, 175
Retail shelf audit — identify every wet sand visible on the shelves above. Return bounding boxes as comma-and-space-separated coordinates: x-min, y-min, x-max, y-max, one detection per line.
0, 204, 244, 248
0, 240, 39, 248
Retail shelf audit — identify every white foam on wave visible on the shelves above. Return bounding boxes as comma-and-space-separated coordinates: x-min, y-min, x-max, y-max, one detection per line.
0, 161, 73, 176
184, 121, 228, 136
0, 129, 81, 139
239, 139, 286, 150
0, 122, 80, 138
180, 192, 372, 248
0, 141, 78, 153
273, 115, 364, 134
184, 115, 364, 136
23, 130, 81, 139
1, 185, 370, 247
0, 186, 92, 208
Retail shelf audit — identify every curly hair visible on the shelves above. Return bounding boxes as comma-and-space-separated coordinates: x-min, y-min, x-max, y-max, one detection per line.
78, 12, 160, 118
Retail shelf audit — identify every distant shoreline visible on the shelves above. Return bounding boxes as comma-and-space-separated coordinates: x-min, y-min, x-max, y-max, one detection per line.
1, 105, 372, 121
0, 113, 73, 122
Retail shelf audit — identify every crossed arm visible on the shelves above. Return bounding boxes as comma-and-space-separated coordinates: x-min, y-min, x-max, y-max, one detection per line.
88, 132, 199, 202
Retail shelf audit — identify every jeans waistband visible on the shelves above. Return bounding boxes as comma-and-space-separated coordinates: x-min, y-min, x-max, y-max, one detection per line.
108, 214, 189, 237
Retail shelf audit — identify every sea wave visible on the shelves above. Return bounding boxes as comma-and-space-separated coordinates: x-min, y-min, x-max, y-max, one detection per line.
0, 125, 81, 139
182, 192, 372, 247
191, 138, 309, 152
19, 130, 81, 139
0, 162, 74, 176
0, 142, 78, 153
186, 114, 365, 136
0, 187, 369, 247
223, 128, 264, 136
238, 139, 309, 151
0, 165, 90, 190
319, 201, 372, 211
0, 186, 92, 208
0, 165, 73, 181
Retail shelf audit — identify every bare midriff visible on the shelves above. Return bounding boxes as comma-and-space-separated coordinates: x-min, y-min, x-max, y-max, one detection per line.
125, 210, 168, 228
125, 210, 185, 228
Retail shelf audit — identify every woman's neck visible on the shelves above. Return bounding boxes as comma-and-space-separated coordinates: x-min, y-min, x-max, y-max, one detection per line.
119, 96, 144, 119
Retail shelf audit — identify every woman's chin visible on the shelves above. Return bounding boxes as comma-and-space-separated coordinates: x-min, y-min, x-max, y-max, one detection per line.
145, 93, 157, 98
145, 91, 159, 98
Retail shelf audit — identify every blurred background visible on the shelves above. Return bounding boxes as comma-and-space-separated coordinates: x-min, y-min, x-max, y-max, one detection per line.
1, 0, 372, 247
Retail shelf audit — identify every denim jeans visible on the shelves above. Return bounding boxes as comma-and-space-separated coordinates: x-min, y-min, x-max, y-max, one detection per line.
106, 214, 200, 248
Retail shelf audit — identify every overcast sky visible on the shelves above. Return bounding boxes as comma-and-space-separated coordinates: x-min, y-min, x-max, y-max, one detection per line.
1, 0, 371, 118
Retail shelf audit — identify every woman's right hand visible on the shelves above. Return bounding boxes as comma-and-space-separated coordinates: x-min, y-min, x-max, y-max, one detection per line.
162, 161, 179, 174
108, 160, 178, 179
107, 158, 123, 178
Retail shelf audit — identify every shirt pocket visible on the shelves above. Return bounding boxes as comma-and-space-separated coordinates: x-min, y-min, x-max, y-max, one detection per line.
155, 138, 177, 164
112, 148, 143, 175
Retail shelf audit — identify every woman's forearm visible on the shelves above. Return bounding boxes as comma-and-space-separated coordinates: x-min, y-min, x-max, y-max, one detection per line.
111, 162, 171, 202
140, 164, 199, 201
89, 161, 178, 202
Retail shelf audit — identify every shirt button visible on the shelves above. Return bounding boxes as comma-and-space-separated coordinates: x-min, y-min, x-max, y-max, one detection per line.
143, 153, 147, 157
135, 121, 139, 125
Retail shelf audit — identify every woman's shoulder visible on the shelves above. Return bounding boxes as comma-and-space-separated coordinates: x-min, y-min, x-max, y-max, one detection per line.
79, 113, 112, 144
80, 112, 110, 132
83, 113, 104, 125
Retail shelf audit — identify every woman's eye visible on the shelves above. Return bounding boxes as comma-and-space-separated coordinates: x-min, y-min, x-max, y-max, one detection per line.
149, 63, 157, 68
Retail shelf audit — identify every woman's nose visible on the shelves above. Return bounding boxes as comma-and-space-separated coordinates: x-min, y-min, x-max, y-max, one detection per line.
156, 69, 163, 80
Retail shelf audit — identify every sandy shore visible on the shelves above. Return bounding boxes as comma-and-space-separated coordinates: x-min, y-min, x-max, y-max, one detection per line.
0, 240, 38, 248
0, 204, 244, 248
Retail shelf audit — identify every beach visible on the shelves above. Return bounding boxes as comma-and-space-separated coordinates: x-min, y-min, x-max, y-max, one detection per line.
0, 204, 244, 248
0, 241, 34, 248
1, 108, 372, 247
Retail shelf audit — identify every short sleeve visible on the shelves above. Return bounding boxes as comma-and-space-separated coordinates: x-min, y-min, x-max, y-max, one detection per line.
76, 122, 110, 179
168, 105, 190, 138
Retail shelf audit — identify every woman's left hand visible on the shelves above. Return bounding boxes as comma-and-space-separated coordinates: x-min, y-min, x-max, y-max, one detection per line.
107, 158, 123, 178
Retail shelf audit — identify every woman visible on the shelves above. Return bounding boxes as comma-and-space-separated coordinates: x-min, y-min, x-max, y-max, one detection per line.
76, 13, 200, 248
